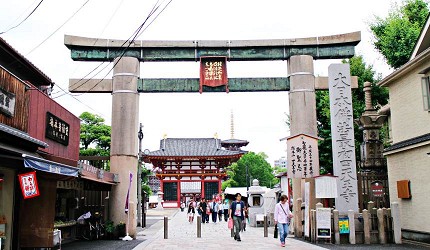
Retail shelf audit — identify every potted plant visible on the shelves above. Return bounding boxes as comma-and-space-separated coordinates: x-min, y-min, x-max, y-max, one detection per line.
105, 220, 115, 240
116, 221, 126, 238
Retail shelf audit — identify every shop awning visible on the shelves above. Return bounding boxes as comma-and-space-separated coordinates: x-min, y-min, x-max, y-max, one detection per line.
22, 154, 79, 177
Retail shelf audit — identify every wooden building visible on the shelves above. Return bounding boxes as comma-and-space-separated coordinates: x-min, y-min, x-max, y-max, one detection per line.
144, 138, 247, 207
0, 37, 117, 249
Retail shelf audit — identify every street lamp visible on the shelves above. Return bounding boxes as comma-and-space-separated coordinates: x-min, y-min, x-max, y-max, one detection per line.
246, 165, 249, 191
137, 123, 143, 227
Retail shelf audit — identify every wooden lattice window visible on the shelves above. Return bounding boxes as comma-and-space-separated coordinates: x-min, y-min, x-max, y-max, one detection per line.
204, 182, 218, 200
163, 182, 177, 201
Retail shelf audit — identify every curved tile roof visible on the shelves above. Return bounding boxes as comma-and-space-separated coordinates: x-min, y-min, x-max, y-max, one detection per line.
147, 138, 242, 157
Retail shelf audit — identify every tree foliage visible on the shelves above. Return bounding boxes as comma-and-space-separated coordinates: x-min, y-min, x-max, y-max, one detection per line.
317, 56, 389, 173
223, 152, 278, 189
370, 0, 429, 68
79, 112, 111, 156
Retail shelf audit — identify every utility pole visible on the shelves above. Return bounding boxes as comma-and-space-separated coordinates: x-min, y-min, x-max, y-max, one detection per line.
137, 123, 143, 227
246, 165, 249, 191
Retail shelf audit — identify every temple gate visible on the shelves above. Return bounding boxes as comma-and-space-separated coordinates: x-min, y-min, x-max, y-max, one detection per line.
64, 31, 361, 237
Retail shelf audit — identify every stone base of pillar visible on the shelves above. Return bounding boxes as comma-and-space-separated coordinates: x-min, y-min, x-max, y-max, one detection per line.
109, 155, 138, 238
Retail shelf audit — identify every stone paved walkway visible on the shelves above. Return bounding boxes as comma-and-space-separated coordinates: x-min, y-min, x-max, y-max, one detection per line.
134, 210, 324, 249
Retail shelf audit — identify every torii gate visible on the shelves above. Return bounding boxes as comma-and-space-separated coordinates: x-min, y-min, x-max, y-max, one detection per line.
64, 31, 360, 237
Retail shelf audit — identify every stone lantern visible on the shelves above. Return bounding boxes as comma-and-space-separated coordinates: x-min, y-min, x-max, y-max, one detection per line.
156, 187, 164, 210
248, 179, 265, 227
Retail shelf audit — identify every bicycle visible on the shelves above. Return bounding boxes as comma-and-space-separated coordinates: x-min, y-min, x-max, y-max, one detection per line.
78, 211, 105, 240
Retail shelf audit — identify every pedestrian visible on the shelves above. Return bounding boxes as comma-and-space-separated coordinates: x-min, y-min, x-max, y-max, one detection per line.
199, 198, 208, 223
274, 194, 294, 247
223, 200, 229, 222
218, 201, 223, 221
210, 199, 219, 223
229, 193, 245, 242
180, 201, 185, 212
242, 203, 249, 232
187, 202, 195, 223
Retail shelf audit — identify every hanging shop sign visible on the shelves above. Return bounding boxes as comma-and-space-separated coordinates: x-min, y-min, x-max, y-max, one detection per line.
0, 87, 16, 117
45, 112, 70, 146
199, 56, 228, 93
18, 171, 40, 199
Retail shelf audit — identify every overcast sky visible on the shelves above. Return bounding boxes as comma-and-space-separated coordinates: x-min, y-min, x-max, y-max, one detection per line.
1, 0, 398, 164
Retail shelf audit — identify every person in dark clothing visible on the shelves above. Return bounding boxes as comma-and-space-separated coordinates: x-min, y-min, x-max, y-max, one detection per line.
199, 198, 208, 223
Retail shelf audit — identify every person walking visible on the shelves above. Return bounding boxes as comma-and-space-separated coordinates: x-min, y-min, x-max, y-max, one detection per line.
229, 193, 245, 242
223, 200, 229, 222
187, 202, 195, 223
274, 195, 294, 247
218, 201, 223, 221
199, 198, 208, 223
210, 199, 219, 223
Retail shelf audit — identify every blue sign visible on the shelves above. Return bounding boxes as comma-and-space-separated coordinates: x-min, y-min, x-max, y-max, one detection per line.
24, 158, 79, 177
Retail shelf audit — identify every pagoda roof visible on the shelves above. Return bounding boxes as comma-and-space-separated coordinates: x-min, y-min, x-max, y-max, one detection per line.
221, 138, 249, 145
145, 138, 243, 158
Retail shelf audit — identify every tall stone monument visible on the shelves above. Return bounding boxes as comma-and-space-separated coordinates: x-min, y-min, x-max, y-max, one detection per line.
328, 64, 359, 213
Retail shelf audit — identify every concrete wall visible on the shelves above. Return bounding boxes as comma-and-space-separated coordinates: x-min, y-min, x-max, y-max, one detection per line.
388, 61, 430, 143
386, 144, 430, 234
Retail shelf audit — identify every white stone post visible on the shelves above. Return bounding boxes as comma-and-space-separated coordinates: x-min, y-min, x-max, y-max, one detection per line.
391, 202, 402, 244
348, 210, 356, 244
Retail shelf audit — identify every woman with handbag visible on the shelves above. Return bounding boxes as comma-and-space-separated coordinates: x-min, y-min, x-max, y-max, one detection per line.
187, 202, 195, 223
274, 195, 294, 247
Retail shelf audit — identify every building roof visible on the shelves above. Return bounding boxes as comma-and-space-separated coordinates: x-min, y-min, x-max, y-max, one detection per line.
146, 138, 243, 158
384, 133, 430, 153
0, 123, 48, 148
221, 138, 249, 146
0, 37, 54, 87
411, 13, 430, 60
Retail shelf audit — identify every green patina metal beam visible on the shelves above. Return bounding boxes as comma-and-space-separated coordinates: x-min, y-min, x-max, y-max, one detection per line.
65, 32, 360, 62
137, 78, 290, 93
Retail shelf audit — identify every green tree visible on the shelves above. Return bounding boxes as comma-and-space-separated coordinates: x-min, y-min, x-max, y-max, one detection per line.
370, 0, 429, 68
224, 152, 278, 189
316, 56, 389, 173
79, 112, 111, 156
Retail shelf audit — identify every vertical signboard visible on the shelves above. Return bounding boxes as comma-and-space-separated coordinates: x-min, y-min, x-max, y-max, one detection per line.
287, 134, 319, 179
304, 182, 310, 237
328, 64, 359, 213
316, 207, 332, 238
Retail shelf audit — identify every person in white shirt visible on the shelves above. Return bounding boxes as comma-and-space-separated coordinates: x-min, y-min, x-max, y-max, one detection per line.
274, 195, 294, 247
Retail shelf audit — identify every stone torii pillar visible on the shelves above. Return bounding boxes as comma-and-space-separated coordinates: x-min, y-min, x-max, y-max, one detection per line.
288, 55, 318, 237
110, 57, 140, 237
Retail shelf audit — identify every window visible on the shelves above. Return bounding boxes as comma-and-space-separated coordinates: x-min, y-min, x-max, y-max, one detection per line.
422, 77, 430, 111
163, 182, 177, 201
204, 182, 219, 200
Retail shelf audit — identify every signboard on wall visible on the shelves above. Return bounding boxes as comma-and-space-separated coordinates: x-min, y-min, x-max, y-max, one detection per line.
287, 134, 319, 178
0, 87, 16, 117
199, 56, 228, 93
18, 171, 40, 199
316, 207, 331, 238
45, 112, 70, 146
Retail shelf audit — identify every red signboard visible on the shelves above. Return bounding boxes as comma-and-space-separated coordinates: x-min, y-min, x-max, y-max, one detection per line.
18, 171, 40, 199
371, 182, 384, 197
199, 56, 228, 93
